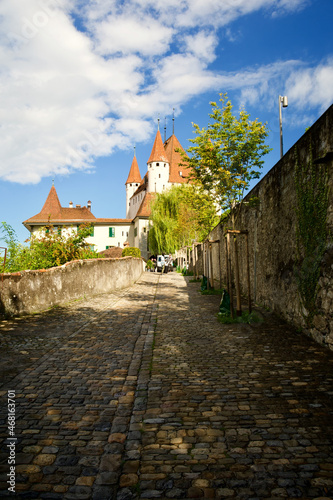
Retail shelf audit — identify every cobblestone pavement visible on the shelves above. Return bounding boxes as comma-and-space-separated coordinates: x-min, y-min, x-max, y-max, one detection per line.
1, 272, 333, 499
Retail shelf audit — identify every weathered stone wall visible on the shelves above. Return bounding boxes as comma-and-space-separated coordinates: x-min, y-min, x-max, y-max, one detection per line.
0, 257, 144, 316
196, 104, 333, 349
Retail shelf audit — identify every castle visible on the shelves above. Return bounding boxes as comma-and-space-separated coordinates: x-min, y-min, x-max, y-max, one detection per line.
23, 127, 189, 259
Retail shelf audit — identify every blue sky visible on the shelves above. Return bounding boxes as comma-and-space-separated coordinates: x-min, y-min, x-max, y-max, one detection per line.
0, 0, 332, 244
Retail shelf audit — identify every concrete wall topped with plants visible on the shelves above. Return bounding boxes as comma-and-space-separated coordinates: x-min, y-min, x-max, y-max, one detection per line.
195, 104, 333, 350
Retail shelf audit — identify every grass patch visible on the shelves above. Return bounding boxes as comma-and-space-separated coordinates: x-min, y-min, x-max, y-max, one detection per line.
217, 310, 263, 324
201, 288, 224, 296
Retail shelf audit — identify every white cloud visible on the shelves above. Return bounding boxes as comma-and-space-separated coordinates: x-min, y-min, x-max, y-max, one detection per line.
92, 14, 174, 56
286, 59, 333, 111
183, 31, 218, 63
0, 0, 329, 184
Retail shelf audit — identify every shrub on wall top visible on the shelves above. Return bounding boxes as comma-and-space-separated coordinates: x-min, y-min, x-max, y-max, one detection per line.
122, 247, 141, 258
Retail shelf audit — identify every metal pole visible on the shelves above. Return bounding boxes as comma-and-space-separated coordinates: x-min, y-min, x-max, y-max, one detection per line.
279, 95, 288, 159
279, 95, 283, 159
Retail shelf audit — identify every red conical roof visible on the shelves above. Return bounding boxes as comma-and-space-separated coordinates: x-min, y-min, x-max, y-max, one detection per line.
147, 129, 169, 164
40, 185, 62, 218
126, 155, 142, 184
164, 134, 190, 183
23, 185, 96, 227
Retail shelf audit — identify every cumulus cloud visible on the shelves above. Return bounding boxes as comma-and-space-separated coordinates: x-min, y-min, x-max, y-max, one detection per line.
286, 59, 333, 111
92, 14, 174, 56
0, 0, 329, 184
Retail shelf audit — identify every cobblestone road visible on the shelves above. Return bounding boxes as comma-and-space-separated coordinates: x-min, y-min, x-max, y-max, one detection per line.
0, 272, 333, 499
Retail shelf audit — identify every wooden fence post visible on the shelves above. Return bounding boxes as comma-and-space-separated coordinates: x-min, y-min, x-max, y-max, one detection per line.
245, 233, 252, 313
226, 233, 234, 318
209, 243, 214, 288
233, 236, 242, 316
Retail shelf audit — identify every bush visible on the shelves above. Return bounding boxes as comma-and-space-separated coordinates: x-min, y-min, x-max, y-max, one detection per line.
122, 247, 141, 258
0, 222, 98, 273
146, 259, 154, 270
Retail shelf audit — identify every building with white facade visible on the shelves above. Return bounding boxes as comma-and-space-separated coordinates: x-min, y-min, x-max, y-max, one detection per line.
23, 127, 189, 258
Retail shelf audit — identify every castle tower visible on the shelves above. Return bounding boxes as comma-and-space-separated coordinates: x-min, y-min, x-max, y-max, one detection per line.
125, 152, 142, 218
147, 128, 169, 193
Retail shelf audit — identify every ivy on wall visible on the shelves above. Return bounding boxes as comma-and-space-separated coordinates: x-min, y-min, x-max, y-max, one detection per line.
294, 144, 329, 326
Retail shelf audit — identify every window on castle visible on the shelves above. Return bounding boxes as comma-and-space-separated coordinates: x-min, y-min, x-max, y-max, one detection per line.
109, 227, 115, 237
122, 231, 124, 236
156, 162, 159, 166
159, 174, 161, 178
134, 227, 137, 237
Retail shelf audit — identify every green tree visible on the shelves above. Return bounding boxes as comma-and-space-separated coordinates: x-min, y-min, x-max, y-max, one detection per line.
148, 184, 219, 255
180, 93, 271, 225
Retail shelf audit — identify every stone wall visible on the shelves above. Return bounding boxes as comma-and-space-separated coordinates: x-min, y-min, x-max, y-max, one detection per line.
0, 257, 144, 316
193, 104, 333, 350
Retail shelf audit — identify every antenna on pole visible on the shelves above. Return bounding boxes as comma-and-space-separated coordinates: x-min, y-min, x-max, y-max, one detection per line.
134, 146, 136, 157
157, 114, 160, 131
164, 117, 167, 142
172, 108, 175, 135
279, 95, 288, 158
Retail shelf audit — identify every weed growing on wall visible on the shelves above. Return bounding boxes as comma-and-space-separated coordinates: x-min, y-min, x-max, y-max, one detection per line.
294, 145, 329, 326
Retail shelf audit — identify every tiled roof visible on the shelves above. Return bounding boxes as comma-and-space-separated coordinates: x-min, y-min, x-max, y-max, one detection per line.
132, 173, 148, 198
164, 134, 190, 183
94, 219, 132, 224
39, 185, 62, 218
135, 192, 157, 218
125, 155, 142, 184
98, 247, 124, 258
147, 130, 169, 163
23, 186, 96, 225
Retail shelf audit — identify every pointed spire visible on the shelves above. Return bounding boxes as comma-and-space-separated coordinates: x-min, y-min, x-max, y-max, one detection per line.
126, 153, 142, 184
164, 133, 189, 183
147, 129, 169, 164
40, 185, 62, 218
